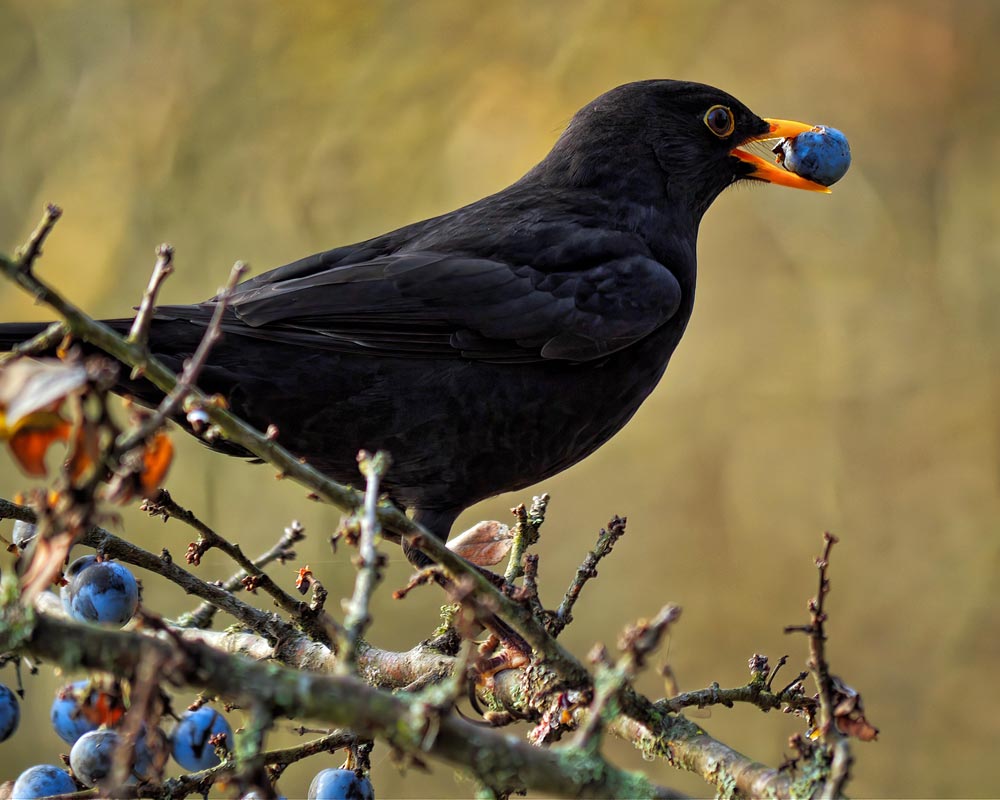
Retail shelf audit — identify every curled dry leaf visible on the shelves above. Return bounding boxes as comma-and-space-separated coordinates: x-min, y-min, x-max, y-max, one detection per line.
446, 520, 513, 566
17, 493, 79, 602
831, 677, 879, 742
295, 565, 315, 594
66, 423, 102, 483
0, 358, 87, 426
5, 415, 71, 476
0, 358, 88, 476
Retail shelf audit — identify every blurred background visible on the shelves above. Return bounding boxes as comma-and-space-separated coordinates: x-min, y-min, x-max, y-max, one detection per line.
1, 0, 998, 797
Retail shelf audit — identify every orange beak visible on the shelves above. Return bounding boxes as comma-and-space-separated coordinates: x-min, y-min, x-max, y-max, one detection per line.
732, 118, 832, 193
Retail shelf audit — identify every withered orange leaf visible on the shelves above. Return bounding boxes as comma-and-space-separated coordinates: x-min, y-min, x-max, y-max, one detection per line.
138, 432, 174, 496
295, 565, 314, 593
66, 422, 102, 483
7, 417, 71, 477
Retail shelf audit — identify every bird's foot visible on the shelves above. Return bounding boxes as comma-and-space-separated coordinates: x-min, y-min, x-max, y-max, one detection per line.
471, 631, 532, 691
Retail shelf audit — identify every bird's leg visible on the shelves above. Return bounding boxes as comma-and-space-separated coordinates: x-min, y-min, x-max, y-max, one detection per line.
409, 507, 533, 682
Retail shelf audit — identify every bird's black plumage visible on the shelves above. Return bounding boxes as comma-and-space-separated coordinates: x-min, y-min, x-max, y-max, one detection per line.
1, 80, 780, 539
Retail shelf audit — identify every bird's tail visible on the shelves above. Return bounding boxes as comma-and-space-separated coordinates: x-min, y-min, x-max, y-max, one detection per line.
0, 320, 137, 355
0, 322, 56, 351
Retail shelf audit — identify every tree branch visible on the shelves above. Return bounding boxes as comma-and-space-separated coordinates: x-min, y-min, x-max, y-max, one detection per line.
0, 602, 684, 800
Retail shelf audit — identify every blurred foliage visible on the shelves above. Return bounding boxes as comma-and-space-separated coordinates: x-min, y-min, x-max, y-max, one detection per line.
0, 0, 998, 796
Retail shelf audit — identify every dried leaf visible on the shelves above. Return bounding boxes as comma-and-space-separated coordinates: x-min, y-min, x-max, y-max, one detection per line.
831, 676, 879, 742
20, 529, 77, 602
6, 416, 71, 476
836, 713, 879, 741
295, 565, 314, 594
446, 520, 512, 566
138, 432, 173, 496
66, 422, 102, 483
0, 358, 87, 427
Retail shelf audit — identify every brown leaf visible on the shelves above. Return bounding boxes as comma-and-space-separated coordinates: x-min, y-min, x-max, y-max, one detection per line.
446, 520, 512, 566
831, 676, 879, 742
20, 529, 77, 603
295, 565, 314, 593
836, 713, 879, 741
66, 422, 102, 483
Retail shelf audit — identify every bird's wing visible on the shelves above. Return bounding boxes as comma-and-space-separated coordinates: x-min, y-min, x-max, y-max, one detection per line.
162, 250, 682, 363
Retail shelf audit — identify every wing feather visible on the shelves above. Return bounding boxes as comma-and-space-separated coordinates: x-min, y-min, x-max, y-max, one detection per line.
158, 249, 682, 363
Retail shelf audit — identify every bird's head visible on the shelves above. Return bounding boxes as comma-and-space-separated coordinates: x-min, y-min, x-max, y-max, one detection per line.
539, 80, 828, 222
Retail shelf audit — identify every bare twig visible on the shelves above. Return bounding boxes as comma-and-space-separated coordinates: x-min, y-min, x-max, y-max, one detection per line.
142, 489, 333, 640
766, 654, 789, 691
117, 260, 247, 453
126, 729, 357, 799
784, 532, 838, 735
571, 604, 681, 750
128, 244, 175, 352
550, 515, 627, 636
504, 493, 547, 583
179, 520, 305, 630
14, 203, 62, 271
0, 320, 68, 360
1, 497, 296, 644
659, 678, 812, 716
339, 450, 389, 672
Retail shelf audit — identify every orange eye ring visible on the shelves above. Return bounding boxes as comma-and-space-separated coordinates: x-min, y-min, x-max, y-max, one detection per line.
704, 105, 735, 138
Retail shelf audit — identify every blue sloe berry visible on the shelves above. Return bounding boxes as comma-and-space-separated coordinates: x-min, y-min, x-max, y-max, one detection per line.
775, 126, 851, 186
61, 555, 139, 626
308, 768, 375, 800
171, 707, 232, 771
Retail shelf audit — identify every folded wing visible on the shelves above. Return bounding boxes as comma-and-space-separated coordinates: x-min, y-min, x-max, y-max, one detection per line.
157, 249, 683, 364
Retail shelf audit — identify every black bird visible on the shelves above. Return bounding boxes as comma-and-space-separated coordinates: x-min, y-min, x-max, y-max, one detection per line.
0, 80, 829, 543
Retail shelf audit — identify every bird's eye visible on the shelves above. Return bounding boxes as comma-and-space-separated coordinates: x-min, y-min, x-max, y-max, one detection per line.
704, 105, 735, 138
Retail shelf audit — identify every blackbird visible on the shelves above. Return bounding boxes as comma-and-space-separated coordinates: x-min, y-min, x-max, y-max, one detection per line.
0, 80, 829, 541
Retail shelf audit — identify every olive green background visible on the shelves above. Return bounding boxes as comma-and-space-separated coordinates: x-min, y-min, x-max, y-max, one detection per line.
1, 1, 998, 797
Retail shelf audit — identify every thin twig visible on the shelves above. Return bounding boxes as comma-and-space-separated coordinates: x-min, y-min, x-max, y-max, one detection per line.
0, 497, 296, 644
134, 729, 357, 799
143, 490, 335, 642
550, 515, 627, 636
117, 260, 246, 453
339, 450, 389, 671
571, 604, 681, 750
128, 244, 175, 351
14, 203, 62, 271
766, 654, 789, 691
659, 677, 813, 715
784, 532, 838, 736
0, 320, 68, 361
504, 493, 547, 583
179, 520, 305, 630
